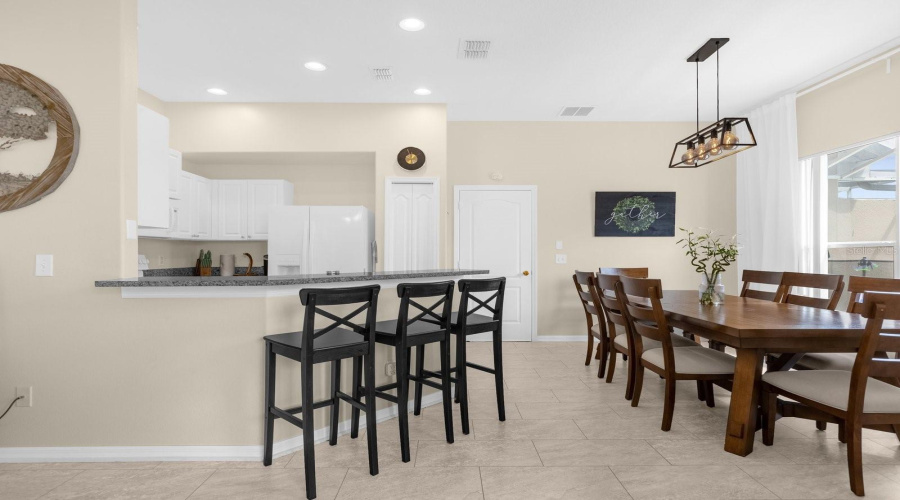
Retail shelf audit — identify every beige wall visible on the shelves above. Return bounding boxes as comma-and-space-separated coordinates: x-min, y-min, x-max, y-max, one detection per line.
797, 55, 899, 157
448, 122, 738, 337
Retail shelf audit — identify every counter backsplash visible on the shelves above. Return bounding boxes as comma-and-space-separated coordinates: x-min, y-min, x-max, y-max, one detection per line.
143, 266, 266, 277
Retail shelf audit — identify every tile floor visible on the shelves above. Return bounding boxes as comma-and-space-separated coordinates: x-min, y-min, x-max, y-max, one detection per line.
4, 341, 900, 499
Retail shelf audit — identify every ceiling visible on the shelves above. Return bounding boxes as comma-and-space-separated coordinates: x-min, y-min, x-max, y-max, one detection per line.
138, 0, 900, 122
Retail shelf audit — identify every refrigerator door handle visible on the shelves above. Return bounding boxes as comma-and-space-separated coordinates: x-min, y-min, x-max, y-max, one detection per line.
372, 240, 378, 268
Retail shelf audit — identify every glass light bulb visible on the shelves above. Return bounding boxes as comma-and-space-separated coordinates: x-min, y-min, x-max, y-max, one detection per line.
706, 135, 722, 156
722, 129, 739, 150
695, 140, 709, 161
681, 144, 696, 165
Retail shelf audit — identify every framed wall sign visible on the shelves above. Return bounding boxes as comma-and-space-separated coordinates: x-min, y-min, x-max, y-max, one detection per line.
594, 191, 676, 237
0, 63, 79, 213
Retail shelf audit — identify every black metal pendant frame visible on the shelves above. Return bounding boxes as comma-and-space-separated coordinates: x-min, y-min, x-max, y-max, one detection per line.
669, 38, 756, 169
669, 117, 757, 168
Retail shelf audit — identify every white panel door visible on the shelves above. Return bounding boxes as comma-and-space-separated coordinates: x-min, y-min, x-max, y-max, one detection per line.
385, 180, 439, 271
247, 181, 282, 240
191, 175, 212, 239
216, 180, 248, 240
457, 189, 534, 341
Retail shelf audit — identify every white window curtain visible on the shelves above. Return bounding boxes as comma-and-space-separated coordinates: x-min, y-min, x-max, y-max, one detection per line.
736, 94, 803, 276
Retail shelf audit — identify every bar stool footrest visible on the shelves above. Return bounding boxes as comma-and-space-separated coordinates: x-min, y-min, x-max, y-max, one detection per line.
335, 391, 367, 412
466, 361, 496, 375
270, 407, 304, 429
407, 374, 444, 391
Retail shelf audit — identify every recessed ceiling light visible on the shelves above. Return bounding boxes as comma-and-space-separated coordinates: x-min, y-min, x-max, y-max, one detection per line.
399, 18, 425, 31
413, 88, 432, 96
304, 61, 327, 72
206, 88, 228, 96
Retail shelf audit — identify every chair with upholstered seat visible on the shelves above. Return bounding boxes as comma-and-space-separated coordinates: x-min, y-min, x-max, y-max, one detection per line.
573, 271, 608, 377
354, 281, 455, 463
263, 285, 380, 500
761, 292, 900, 496
616, 276, 736, 430
594, 271, 697, 401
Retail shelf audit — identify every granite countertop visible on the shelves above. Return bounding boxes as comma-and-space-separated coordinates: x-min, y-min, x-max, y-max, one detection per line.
95, 269, 490, 287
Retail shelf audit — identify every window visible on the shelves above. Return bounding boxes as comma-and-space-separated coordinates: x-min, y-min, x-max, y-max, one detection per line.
803, 135, 899, 310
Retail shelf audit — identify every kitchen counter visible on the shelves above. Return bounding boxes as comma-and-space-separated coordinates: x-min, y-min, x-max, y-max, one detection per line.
95, 269, 490, 298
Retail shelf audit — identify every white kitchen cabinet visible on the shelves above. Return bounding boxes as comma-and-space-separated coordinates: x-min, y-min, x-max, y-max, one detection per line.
137, 105, 170, 228
247, 180, 294, 240
191, 175, 213, 239
168, 149, 184, 199
216, 180, 248, 240
384, 180, 439, 271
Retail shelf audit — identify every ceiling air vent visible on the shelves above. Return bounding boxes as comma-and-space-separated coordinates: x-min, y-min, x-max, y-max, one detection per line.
559, 106, 595, 117
458, 40, 491, 60
371, 68, 393, 81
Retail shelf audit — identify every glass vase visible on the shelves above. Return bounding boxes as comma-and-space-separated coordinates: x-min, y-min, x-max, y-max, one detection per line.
699, 274, 725, 305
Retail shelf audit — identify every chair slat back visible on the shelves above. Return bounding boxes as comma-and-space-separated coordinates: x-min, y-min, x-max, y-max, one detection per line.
299, 285, 380, 354
458, 278, 506, 329
848, 293, 900, 414
776, 272, 845, 310
616, 277, 673, 350
594, 273, 629, 330
599, 267, 649, 278
573, 271, 601, 316
740, 270, 783, 301
846, 276, 900, 314
395, 281, 454, 334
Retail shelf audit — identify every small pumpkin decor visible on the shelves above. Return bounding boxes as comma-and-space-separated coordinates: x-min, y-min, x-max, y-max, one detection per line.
0, 63, 79, 212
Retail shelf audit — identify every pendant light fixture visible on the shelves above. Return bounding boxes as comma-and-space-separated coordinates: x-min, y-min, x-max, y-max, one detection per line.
669, 38, 756, 168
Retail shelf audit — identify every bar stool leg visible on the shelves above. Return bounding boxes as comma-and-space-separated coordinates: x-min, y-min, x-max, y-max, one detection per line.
263, 343, 276, 466
329, 360, 341, 446
492, 328, 506, 421
457, 332, 470, 435
350, 356, 362, 439
413, 345, 425, 416
396, 345, 411, 462
363, 353, 379, 476
301, 358, 317, 499
440, 337, 454, 444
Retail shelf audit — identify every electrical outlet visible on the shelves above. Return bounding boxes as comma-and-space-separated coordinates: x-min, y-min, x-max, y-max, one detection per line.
35, 255, 53, 276
555, 254, 567, 264
384, 362, 396, 377
158, 256, 166, 266
15, 386, 32, 407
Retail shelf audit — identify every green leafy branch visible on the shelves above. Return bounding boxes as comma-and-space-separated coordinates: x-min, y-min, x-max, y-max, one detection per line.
676, 228, 739, 284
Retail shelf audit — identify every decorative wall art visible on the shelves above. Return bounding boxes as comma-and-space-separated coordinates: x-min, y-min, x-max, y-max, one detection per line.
0, 63, 79, 212
594, 191, 676, 237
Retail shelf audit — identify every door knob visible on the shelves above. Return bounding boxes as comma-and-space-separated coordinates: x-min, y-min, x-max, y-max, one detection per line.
523, 270, 530, 276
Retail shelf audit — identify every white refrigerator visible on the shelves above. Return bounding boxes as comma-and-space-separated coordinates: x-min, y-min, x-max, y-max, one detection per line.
268, 206, 376, 276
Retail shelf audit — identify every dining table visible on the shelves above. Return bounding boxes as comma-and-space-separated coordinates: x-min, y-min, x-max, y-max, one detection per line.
659, 290, 870, 457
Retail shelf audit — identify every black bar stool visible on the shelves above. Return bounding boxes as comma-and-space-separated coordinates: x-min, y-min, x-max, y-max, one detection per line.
353, 281, 455, 462
414, 277, 507, 435
262, 285, 380, 500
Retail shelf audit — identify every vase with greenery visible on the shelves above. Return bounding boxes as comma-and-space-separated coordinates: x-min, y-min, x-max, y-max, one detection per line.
677, 228, 739, 305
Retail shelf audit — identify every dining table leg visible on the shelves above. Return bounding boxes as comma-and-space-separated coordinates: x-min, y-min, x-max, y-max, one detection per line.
724, 348, 764, 456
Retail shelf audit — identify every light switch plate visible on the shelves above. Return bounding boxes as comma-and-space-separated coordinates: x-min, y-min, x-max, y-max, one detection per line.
126, 219, 138, 240
35, 255, 53, 276
555, 254, 567, 264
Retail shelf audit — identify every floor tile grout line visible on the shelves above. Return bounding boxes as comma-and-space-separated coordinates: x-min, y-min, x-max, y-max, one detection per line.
607, 465, 637, 500
530, 439, 544, 466
477, 465, 486, 499
733, 463, 783, 500
36, 469, 88, 499
183, 468, 217, 499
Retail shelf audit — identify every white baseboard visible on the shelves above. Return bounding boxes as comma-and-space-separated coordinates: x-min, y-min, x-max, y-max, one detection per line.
0, 392, 444, 463
533, 335, 587, 342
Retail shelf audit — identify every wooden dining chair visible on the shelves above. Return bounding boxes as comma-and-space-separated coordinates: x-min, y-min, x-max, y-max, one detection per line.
761, 291, 900, 496
775, 272, 845, 310
573, 271, 608, 377
740, 270, 784, 301
595, 272, 696, 400
797, 276, 900, 372
616, 276, 736, 430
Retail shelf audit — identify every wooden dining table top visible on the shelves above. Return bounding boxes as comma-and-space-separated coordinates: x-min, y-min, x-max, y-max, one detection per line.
659, 290, 888, 351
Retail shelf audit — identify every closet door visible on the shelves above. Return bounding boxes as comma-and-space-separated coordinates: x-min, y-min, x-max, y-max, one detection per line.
384, 180, 439, 271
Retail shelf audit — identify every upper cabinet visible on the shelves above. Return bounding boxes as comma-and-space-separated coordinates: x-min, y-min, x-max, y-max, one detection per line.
168, 150, 184, 200
216, 180, 248, 240
137, 105, 170, 228
217, 180, 294, 240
